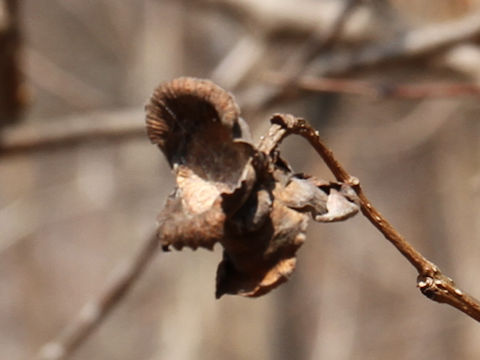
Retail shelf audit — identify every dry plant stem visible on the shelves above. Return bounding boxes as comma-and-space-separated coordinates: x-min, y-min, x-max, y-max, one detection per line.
0, 109, 144, 157
265, 73, 480, 99
35, 232, 160, 360
241, 13, 480, 112
308, 11, 480, 76
284, 0, 361, 71
262, 0, 360, 109
270, 114, 480, 322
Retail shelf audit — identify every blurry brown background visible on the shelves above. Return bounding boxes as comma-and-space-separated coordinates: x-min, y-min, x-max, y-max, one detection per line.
1, 0, 480, 359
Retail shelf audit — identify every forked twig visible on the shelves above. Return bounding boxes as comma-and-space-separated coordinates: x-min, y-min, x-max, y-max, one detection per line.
34, 232, 160, 360
270, 113, 480, 322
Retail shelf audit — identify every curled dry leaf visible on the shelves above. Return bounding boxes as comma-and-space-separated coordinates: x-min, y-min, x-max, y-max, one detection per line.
146, 77, 359, 298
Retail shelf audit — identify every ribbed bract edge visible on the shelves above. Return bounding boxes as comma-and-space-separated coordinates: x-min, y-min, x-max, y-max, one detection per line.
145, 77, 241, 155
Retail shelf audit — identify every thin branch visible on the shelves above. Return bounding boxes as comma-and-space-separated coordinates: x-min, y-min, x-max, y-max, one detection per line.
308, 11, 480, 76
259, 0, 361, 109
2, 76, 473, 159
7, 12, 480, 157
207, 0, 373, 94
194, 0, 374, 41
34, 231, 160, 360
283, 0, 362, 72
264, 73, 480, 99
269, 113, 480, 322
242, 12, 480, 112
0, 109, 144, 156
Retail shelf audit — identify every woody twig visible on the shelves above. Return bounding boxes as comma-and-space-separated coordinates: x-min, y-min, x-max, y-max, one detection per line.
269, 113, 480, 322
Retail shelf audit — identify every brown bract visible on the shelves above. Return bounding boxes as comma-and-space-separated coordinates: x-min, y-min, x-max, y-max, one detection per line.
145, 77, 358, 298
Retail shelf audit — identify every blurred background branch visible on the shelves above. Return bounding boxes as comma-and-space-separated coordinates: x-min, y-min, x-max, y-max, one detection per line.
1, 1, 480, 360
0, 109, 143, 156
35, 232, 159, 360
0, 0, 24, 127
264, 73, 480, 99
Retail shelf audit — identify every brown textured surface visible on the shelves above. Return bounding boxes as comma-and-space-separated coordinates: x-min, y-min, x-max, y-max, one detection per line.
145, 77, 241, 162
147, 77, 359, 297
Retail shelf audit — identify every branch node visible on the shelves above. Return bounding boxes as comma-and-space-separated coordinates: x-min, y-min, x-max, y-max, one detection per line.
346, 175, 360, 186
270, 113, 297, 129
417, 276, 436, 298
